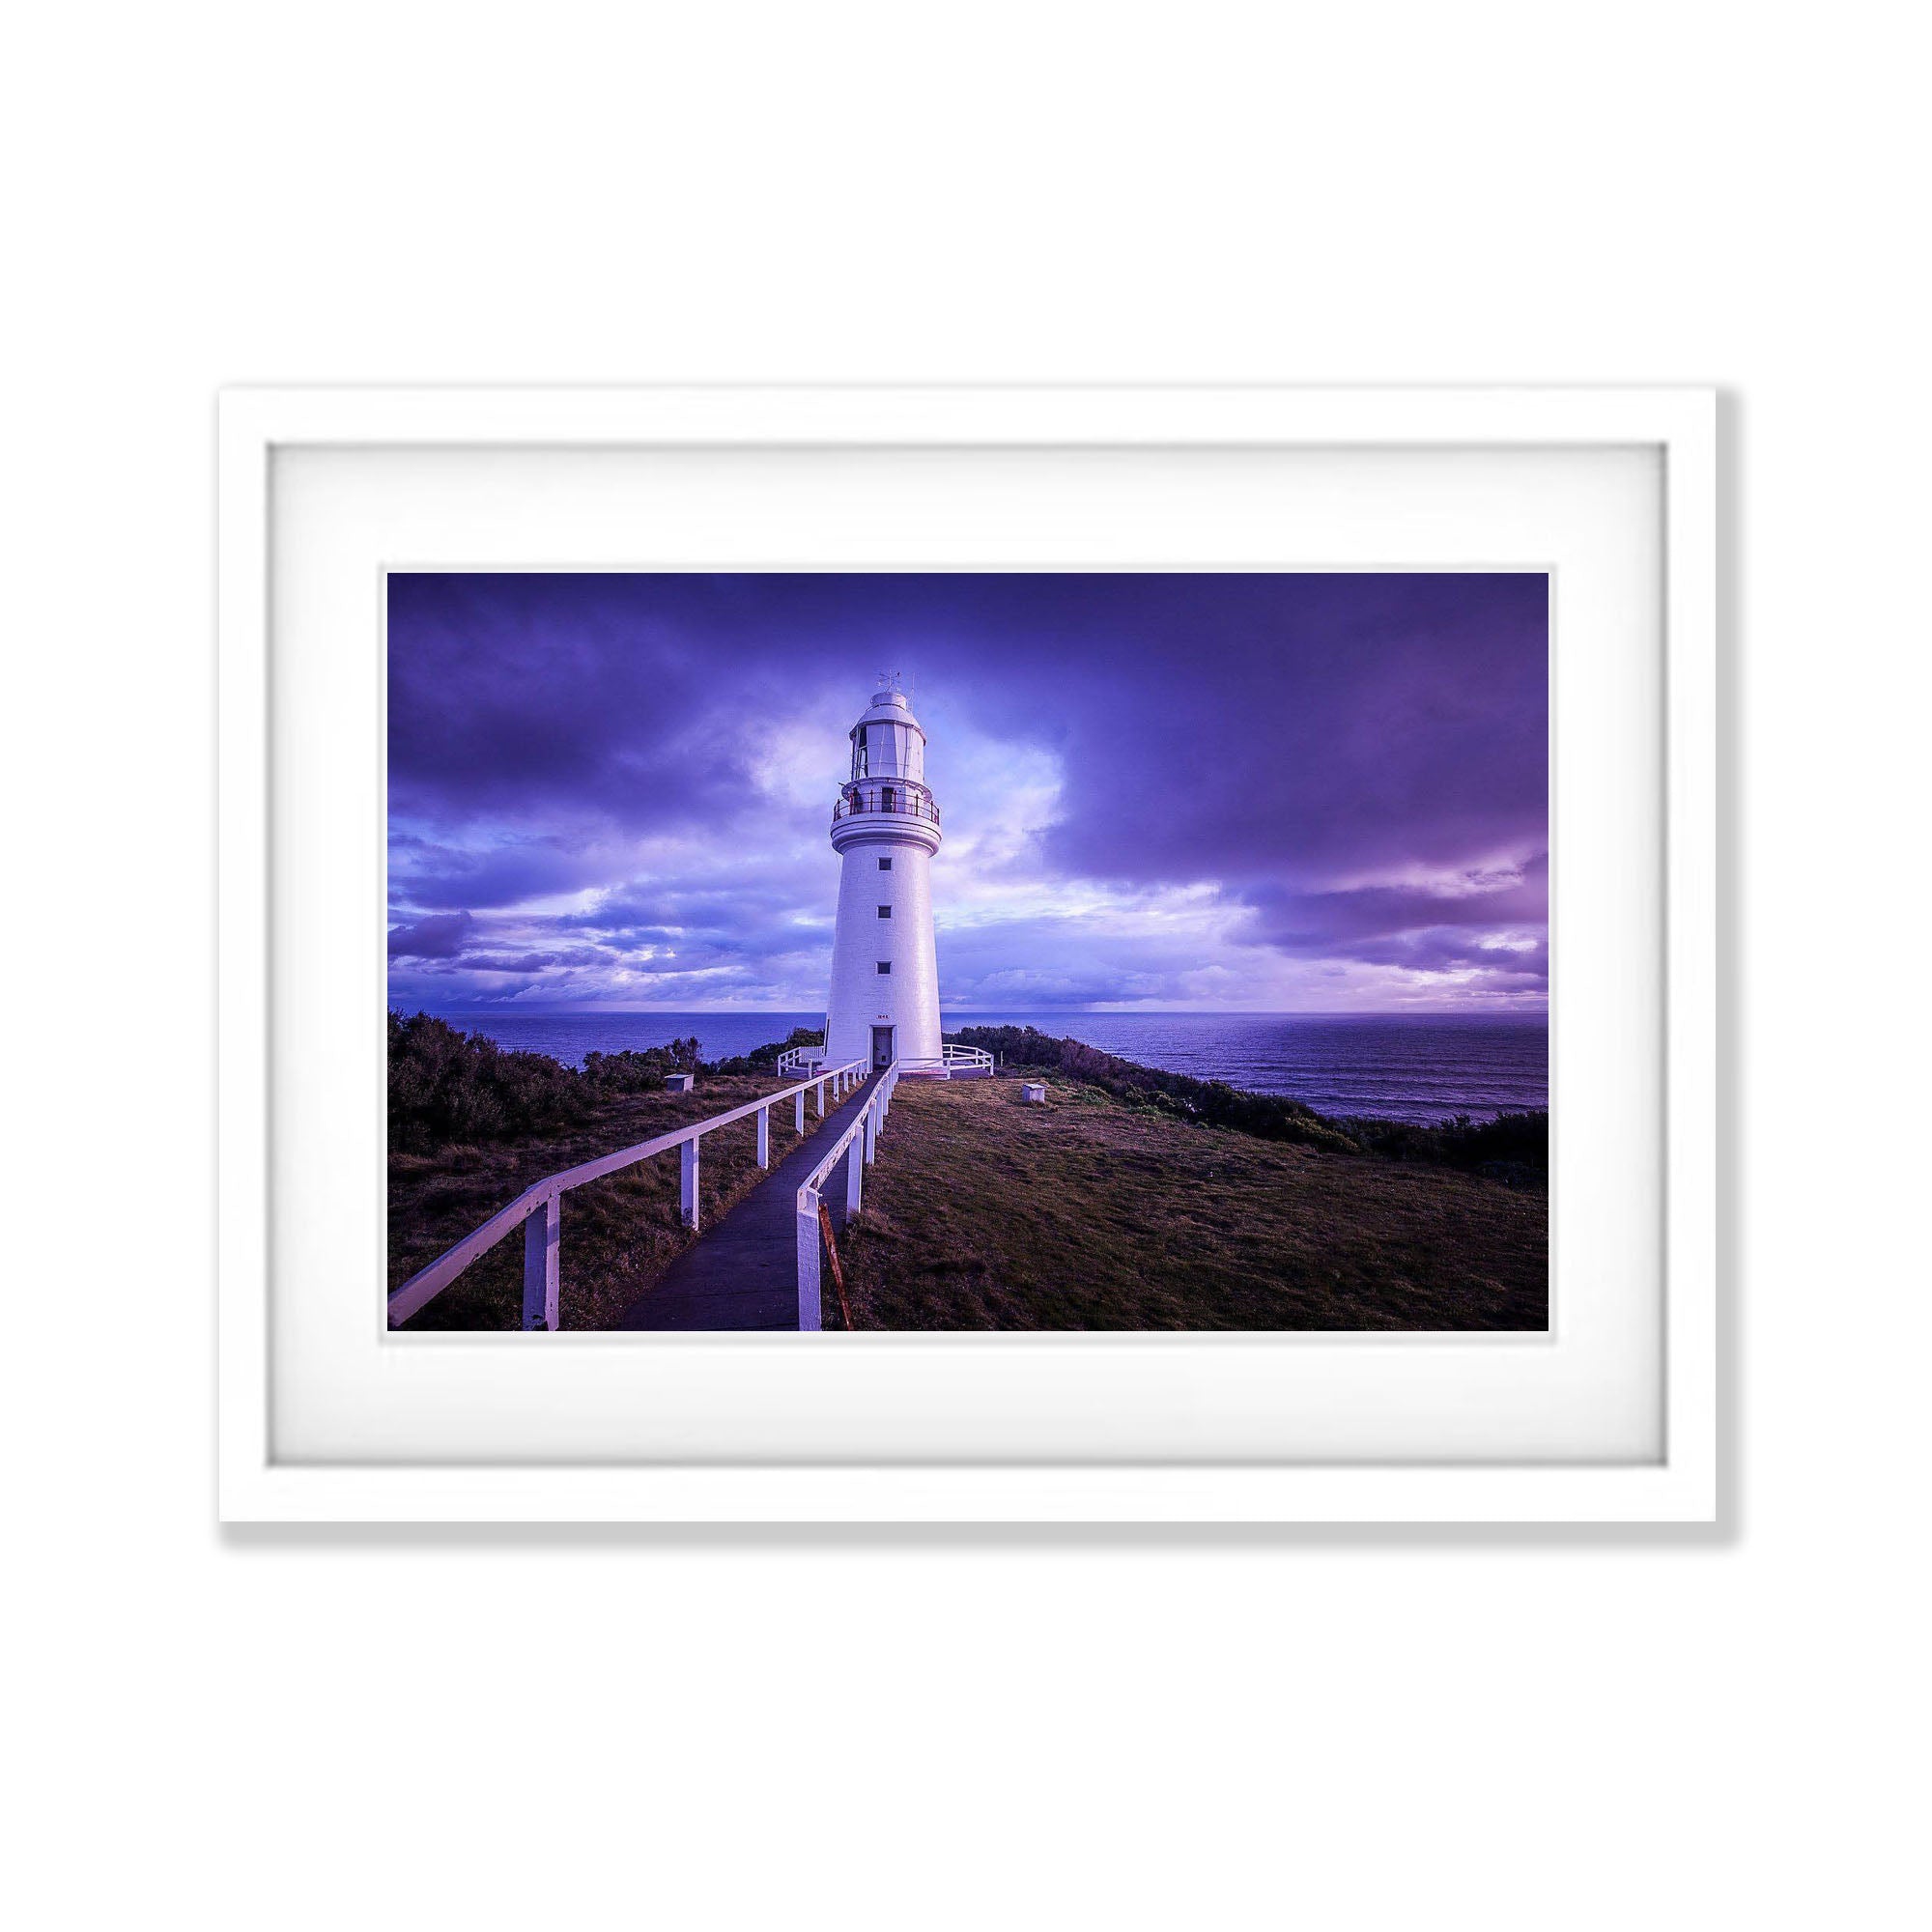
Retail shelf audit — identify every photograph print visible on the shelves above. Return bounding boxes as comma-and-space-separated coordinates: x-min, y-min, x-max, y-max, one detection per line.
386, 571, 1548, 1333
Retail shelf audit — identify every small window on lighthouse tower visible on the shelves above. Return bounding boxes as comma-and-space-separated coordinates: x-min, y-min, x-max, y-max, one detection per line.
877, 904, 892, 918
876, 961, 892, 975
878, 856, 892, 871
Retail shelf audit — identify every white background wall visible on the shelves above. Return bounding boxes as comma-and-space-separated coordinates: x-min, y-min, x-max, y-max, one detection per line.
5, 5, 1924, 1928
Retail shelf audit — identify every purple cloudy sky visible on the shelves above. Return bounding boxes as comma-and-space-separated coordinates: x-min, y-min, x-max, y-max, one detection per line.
387, 572, 1548, 1013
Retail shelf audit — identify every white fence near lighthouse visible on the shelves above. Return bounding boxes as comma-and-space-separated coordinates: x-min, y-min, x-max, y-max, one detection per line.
388, 1058, 868, 1331
908, 1043, 994, 1075
779, 1040, 992, 1078
796, 1059, 901, 1330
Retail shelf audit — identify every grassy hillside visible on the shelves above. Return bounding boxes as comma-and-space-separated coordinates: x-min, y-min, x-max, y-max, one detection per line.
388, 1012, 1547, 1331
837, 1075, 1547, 1330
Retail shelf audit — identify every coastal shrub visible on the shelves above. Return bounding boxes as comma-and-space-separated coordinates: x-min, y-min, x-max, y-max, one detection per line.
388, 1011, 584, 1151
705, 1027, 825, 1077
1344, 1109, 1548, 1178
390, 1014, 830, 1152
582, 1039, 697, 1091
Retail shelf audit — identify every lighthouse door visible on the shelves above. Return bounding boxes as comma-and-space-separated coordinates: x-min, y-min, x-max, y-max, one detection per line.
870, 1026, 895, 1069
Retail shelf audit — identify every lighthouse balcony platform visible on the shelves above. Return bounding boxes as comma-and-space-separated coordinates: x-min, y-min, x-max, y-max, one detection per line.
831, 782, 941, 830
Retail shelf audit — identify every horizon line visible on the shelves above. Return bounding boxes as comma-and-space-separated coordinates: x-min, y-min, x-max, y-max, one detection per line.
397, 1003, 1549, 1020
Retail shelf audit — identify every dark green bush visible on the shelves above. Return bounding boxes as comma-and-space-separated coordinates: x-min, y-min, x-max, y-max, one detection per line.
706, 1027, 824, 1077
388, 1011, 585, 1151
582, 1039, 696, 1092
1344, 1110, 1548, 1177
390, 1015, 828, 1151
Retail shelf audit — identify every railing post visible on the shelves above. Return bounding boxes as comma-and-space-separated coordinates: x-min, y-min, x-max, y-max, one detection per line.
865, 1101, 877, 1166
756, 1104, 770, 1169
794, 1089, 805, 1134
681, 1136, 699, 1230
523, 1192, 560, 1331
815, 1078, 826, 1118
797, 1192, 822, 1330
846, 1130, 864, 1215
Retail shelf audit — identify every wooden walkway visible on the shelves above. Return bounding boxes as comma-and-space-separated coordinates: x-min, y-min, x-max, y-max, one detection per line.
619, 1071, 881, 1330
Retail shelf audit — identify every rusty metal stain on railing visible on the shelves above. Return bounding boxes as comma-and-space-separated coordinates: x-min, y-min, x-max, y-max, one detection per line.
388, 1058, 869, 1332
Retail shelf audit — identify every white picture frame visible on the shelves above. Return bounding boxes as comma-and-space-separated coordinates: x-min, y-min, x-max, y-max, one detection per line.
218, 384, 1717, 1523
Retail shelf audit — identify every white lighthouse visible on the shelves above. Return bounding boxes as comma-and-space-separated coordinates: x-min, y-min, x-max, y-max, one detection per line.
822, 676, 947, 1075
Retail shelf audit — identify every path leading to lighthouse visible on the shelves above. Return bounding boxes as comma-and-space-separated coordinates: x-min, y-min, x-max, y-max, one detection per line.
619, 1071, 883, 1331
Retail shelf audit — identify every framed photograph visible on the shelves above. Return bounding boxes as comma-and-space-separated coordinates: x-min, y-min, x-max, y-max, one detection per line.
218, 385, 1716, 1522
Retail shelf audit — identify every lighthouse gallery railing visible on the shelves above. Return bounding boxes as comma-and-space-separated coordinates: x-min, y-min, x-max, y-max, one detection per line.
831, 786, 940, 828
388, 1058, 868, 1331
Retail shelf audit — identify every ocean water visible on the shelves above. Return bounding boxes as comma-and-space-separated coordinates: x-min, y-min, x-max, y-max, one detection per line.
424, 1010, 826, 1072
985, 1010, 1547, 1123
422, 1008, 1547, 1125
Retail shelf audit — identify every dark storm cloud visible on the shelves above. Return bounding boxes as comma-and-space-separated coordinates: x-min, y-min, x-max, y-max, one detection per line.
1240, 852, 1548, 970
389, 836, 628, 912
1009, 577, 1548, 891
1342, 928, 1548, 979
454, 951, 582, 974
388, 574, 797, 834
387, 911, 475, 959
387, 572, 1548, 1009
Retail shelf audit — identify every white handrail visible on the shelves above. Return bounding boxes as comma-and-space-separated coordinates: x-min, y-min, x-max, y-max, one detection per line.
389, 1058, 867, 1330
786, 1041, 990, 1076
795, 1060, 900, 1331
895, 1046, 993, 1075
